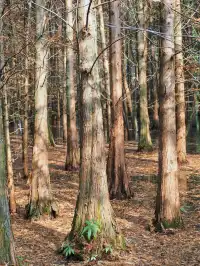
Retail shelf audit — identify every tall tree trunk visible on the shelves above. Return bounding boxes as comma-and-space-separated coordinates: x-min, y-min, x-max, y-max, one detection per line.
23, 1, 31, 179
26, 0, 57, 219
107, 0, 132, 199
97, 0, 111, 142
150, 30, 159, 129
175, 0, 187, 164
65, 0, 79, 171
65, 0, 124, 256
57, 89, 61, 139
3, 86, 17, 214
0, 0, 18, 248
62, 47, 68, 143
0, 0, 16, 214
123, 65, 134, 140
155, 0, 182, 230
0, 99, 17, 265
137, 0, 152, 151
129, 39, 139, 141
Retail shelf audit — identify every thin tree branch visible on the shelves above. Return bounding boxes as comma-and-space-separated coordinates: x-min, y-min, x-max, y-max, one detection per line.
86, 0, 92, 30
89, 37, 124, 74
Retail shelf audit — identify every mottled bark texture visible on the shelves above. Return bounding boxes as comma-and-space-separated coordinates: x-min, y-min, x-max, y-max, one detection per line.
3, 86, 17, 214
155, 0, 182, 230
107, 0, 132, 199
0, 0, 16, 214
0, 99, 18, 265
26, 0, 58, 219
66, 0, 124, 256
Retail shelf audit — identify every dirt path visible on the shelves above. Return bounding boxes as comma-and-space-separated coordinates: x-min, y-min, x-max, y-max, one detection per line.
12, 140, 200, 266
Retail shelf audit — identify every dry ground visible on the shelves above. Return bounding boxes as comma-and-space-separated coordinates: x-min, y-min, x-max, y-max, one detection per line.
11, 138, 200, 266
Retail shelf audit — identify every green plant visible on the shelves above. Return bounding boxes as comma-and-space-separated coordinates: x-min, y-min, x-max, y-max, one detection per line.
81, 219, 100, 241
17, 255, 29, 266
104, 245, 113, 254
62, 242, 75, 258
89, 254, 98, 261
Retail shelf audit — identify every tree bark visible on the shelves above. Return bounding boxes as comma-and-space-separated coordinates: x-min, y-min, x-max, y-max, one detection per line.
0, 99, 17, 265
137, 0, 152, 151
3, 86, 17, 214
155, 0, 182, 230
0, 0, 16, 214
62, 47, 68, 143
57, 89, 61, 139
107, 0, 132, 199
65, 0, 79, 171
175, 0, 187, 164
66, 0, 124, 256
26, 0, 57, 219
97, 0, 111, 142
65, 0, 80, 170
23, 1, 31, 179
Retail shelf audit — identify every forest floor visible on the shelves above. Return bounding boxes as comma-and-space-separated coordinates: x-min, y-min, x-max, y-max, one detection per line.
11, 137, 200, 266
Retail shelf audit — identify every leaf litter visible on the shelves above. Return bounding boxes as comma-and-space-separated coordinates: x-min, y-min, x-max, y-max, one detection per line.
11, 138, 200, 266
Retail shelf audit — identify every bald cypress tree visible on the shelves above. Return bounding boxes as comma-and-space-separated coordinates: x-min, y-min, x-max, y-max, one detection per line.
0, 99, 17, 265
62, 0, 124, 257
155, 0, 182, 229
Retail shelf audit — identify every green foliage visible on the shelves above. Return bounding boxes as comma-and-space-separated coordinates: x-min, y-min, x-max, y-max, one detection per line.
88, 254, 98, 262
180, 203, 195, 213
161, 216, 183, 229
17, 256, 29, 266
62, 242, 75, 258
81, 219, 101, 241
104, 245, 113, 254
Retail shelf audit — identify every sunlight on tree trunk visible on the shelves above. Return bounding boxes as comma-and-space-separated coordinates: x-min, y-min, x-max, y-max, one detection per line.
107, 0, 132, 199
0, 99, 17, 265
3, 86, 17, 214
97, 0, 111, 142
65, 0, 79, 171
26, 0, 58, 219
155, 0, 182, 230
175, 0, 187, 164
65, 0, 125, 257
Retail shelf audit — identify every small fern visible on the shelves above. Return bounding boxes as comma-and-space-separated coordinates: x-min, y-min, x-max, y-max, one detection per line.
81, 219, 100, 241
89, 254, 98, 262
104, 245, 113, 254
62, 242, 75, 258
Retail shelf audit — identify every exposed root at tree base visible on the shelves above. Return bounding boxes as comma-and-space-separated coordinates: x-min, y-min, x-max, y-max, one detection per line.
25, 200, 59, 220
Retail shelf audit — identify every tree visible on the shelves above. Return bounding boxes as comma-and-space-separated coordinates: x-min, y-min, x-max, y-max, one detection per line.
65, 0, 79, 171
107, 0, 132, 199
97, 0, 111, 142
0, 0, 16, 214
0, 99, 17, 265
137, 0, 153, 151
62, 47, 68, 143
155, 0, 182, 229
175, 0, 187, 164
23, 1, 31, 179
3, 85, 17, 214
64, 0, 124, 256
26, 0, 57, 219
